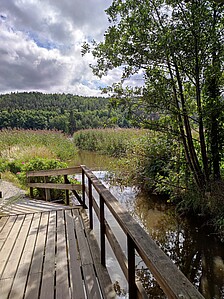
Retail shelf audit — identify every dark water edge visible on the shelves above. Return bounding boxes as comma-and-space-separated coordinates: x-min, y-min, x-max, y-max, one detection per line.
70, 151, 224, 299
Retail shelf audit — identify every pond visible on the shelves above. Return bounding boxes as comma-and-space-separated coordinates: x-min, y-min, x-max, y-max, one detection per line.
70, 151, 224, 299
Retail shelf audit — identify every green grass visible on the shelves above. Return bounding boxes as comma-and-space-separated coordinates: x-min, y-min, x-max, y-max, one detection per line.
0, 129, 78, 190
73, 128, 147, 157
0, 129, 77, 162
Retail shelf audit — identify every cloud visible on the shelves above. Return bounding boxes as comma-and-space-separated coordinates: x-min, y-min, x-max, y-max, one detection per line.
0, 0, 119, 96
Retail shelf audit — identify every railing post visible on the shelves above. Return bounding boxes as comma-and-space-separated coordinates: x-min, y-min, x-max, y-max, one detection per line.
88, 177, 93, 230
127, 234, 137, 299
0, 173, 2, 198
64, 175, 70, 205
44, 176, 51, 201
100, 194, 106, 267
82, 168, 86, 208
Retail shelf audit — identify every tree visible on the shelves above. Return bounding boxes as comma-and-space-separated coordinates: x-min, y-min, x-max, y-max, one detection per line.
84, 0, 224, 193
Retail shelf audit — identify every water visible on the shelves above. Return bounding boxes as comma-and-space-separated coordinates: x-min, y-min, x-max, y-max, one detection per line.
71, 151, 224, 298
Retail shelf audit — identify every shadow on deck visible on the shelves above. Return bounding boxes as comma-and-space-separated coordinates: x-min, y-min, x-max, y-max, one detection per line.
0, 202, 115, 299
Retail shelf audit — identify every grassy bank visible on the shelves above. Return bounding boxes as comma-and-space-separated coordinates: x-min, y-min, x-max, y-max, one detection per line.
0, 129, 77, 193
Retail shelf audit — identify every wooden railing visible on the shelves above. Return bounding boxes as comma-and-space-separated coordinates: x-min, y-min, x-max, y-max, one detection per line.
27, 166, 84, 206
27, 165, 204, 299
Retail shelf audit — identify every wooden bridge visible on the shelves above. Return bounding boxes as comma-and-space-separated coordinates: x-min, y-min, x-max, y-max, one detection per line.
0, 165, 205, 299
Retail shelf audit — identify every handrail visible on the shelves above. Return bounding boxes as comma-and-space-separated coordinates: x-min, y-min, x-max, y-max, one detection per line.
81, 165, 204, 299
26, 165, 204, 298
26, 166, 83, 205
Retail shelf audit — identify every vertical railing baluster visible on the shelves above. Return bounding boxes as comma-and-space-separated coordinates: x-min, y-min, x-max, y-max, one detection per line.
127, 234, 137, 299
64, 174, 70, 205
82, 168, 85, 208
100, 194, 106, 267
44, 176, 50, 201
88, 177, 93, 230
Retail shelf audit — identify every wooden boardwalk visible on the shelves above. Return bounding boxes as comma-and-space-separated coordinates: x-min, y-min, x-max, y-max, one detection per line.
0, 203, 115, 299
0, 166, 205, 299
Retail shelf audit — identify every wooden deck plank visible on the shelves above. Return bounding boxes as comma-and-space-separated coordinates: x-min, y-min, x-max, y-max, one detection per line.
1, 214, 33, 279
55, 210, 70, 299
8, 213, 41, 299
0, 216, 16, 250
65, 209, 86, 299
0, 205, 112, 299
39, 210, 56, 299
24, 212, 49, 299
74, 209, 102, 299
0, 278, 13, 299
0, 199, 74, 216
0, 215, 25, 278
80, 209, 116, 299
40, 211, 56, 299
0, 216, 9, 231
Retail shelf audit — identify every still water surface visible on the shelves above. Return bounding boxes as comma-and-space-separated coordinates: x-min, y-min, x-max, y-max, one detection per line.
71, 151, 224, 299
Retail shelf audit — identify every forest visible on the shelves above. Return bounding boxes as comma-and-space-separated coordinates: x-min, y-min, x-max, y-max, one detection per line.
0, 92, 131, 133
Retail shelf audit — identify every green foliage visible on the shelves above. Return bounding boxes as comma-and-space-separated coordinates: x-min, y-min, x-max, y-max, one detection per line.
0, 129, 76, 161
73, 128, 145, 157
113, 132, 186, 198
17, 158, 67, 199
0, 92, 132, 133
87, 0, 224, 192
0, 129, 77, 196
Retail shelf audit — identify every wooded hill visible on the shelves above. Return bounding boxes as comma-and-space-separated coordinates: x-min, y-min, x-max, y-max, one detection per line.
0, 92, 131, 133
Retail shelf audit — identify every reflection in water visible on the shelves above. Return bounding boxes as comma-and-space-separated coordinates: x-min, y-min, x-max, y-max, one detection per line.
70, 150, 117, 170
133, 193, 224, 299
71, 151, 224, 298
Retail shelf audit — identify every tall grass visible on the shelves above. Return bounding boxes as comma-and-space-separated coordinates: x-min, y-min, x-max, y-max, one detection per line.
0, 129, 77, 162
73, 128, 147, 157
0, 129, 77, 191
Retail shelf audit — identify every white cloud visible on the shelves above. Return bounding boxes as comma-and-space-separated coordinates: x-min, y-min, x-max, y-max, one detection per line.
0, 0, 119, 96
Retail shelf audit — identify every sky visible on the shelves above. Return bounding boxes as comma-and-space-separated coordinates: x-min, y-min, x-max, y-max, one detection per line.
0, 0, 123, 96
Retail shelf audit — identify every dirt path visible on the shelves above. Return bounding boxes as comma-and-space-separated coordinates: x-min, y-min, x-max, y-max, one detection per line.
0, 180, 26, 200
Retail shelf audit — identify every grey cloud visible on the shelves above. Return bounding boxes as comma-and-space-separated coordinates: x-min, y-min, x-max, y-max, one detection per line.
0, 0, 114, 96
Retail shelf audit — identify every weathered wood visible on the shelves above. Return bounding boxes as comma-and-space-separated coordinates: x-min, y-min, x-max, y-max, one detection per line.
24, 212, 49, 299
65, 209, 86, 299
100, 194, 106, 267
0, 215, 25, 278
88, 178, 93, 230
64, 175, 70, 205
89, 187, 148, 298
82, 168, 86, 207
127, 234, 137, 299
27, 182, 82, 191
0, 216, 16, 251
39, 211, 56, 299
1, 214, 33, 280
44, 176, 51, 201
0, 203, 112, 299
55, 210, 70, 299
9, 213, 41, 299
74, 208, 102, 298
80, 209, 116, 299
27, 166, 82, 177
82, 165, 205, 299
0, 278, 13, 299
